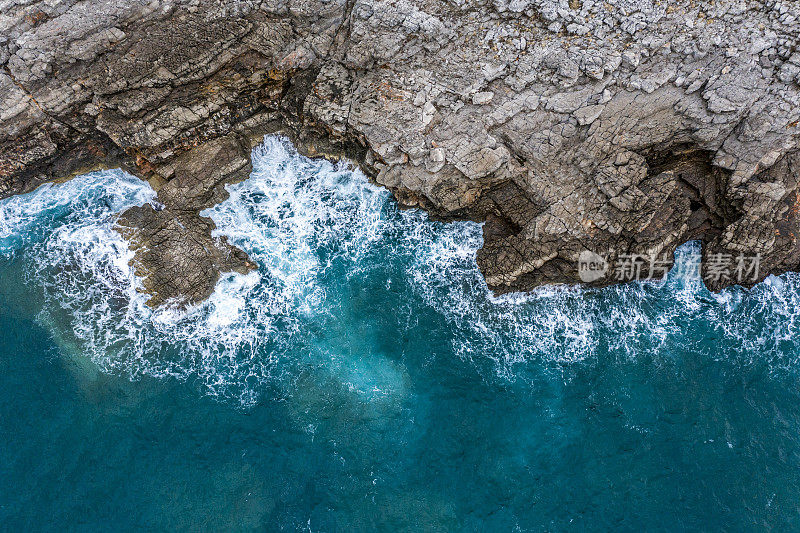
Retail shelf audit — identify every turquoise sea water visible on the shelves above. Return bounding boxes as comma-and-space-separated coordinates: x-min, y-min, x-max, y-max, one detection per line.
3, 136, 800, 530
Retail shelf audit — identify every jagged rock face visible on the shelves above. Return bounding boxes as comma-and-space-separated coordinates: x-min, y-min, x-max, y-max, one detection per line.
2, 0, 800, 305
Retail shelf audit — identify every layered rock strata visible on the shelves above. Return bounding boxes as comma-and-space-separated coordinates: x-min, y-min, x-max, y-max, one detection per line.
2, 0, 800, 305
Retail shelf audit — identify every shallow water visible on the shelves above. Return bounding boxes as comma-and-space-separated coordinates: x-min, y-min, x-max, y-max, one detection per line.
2, 136, 800, 530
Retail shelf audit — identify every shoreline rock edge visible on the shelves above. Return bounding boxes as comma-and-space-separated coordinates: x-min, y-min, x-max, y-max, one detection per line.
2, 0, 800, 305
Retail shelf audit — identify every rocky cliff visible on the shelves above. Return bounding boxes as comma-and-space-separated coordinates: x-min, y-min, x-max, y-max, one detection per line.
2, 0, 800, 306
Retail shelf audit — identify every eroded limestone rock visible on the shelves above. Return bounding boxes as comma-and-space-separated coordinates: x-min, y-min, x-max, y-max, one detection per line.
2, 0, 800, 305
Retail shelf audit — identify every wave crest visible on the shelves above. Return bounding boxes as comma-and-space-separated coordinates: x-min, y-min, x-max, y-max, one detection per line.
2, 136, 799, 404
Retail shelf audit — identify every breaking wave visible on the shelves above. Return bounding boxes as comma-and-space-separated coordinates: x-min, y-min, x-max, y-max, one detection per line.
2, 135, 799, 405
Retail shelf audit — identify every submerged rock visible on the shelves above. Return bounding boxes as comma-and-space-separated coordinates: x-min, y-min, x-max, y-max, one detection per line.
2, 0, 800, 305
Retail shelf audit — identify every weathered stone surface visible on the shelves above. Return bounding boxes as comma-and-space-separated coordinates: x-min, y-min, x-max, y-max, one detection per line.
2, 0, 800, 305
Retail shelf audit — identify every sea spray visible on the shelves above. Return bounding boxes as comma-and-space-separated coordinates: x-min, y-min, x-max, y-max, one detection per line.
2, 136, 800, 406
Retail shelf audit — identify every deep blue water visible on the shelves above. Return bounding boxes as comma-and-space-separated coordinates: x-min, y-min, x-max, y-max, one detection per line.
2, 136, 800, 530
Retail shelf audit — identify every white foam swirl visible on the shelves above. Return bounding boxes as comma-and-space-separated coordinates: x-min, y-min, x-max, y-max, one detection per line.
2, 136, 799, 405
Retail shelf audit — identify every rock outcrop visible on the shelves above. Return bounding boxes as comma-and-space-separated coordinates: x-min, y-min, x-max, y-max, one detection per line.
2, 0, 800, 305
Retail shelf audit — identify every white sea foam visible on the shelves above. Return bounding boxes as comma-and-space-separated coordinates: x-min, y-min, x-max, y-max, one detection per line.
3, 136, 800, 405
0, 137, 406, 404
0, 170, 155, 253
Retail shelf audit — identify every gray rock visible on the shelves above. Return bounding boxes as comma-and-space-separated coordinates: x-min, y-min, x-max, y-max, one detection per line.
2, 0, 800, 305
472, 91, 495, 105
